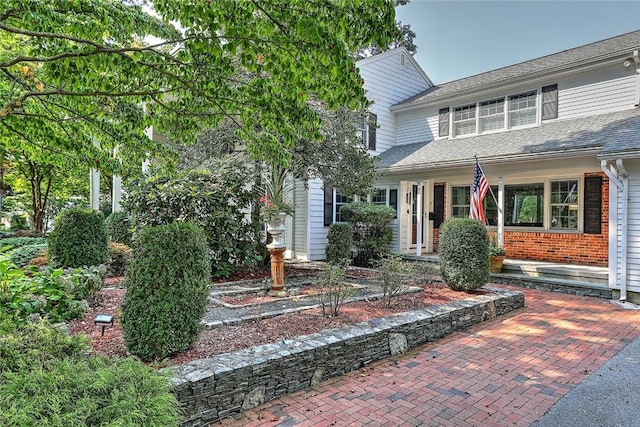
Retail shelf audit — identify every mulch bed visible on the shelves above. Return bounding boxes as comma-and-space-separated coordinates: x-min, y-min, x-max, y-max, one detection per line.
69, 267, 483, 366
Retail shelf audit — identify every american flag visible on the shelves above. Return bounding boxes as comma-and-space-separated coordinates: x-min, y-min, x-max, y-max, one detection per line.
470, 160, 489, 224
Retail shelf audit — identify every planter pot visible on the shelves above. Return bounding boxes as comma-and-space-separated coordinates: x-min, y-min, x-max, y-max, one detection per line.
266, 212, 287, 249
489, 255, 506, 273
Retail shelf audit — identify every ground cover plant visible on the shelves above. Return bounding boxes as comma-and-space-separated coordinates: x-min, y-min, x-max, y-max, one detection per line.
0, 318, 180, 426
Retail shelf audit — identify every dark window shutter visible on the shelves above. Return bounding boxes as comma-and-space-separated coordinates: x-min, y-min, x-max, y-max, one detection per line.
438, 108, 449, 137
368, 113, 377, 150
389, 189, 398, 218
323, 186, 334, 226
583, 176, 602, 234
433, 184, 445, 228
542, 84, 558, 120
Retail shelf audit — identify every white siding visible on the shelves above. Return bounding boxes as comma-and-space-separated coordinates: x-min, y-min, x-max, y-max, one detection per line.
395, 106, 438, 145
358, 50, 431, 154
626, 161, 640, 293
558, 66, 637, 119
291, 179, 308, 260
307, 179, 329, 260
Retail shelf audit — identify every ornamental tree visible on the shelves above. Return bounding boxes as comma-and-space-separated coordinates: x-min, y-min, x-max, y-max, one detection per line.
1, 0, 398, 170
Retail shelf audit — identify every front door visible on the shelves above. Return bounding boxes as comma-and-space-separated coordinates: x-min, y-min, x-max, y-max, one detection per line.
404, 181, 433, 256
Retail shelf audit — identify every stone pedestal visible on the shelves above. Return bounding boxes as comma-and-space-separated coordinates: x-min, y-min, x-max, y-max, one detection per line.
267, 247, 287, 297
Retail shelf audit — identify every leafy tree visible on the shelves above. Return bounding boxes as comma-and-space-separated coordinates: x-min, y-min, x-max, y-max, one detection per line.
353, 0, 418, 60
1, 1, 398, 169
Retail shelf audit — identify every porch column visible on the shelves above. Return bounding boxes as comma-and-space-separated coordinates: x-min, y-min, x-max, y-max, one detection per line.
89, 138, 100, 211
498, 177, 504, 247
415, 184, 423, 257
112, 145, 122, 213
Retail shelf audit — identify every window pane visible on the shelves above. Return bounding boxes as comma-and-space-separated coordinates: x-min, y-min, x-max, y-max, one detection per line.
550, 180, 578, 229
505, 184, 544, 226
479, 99, 505, 132
453, 104, 476, 136
335, 193, 353, 222
372, 189, 386, 205
484, 186, 498, 226
508, 91, 537, 127
451, 186, 470, 218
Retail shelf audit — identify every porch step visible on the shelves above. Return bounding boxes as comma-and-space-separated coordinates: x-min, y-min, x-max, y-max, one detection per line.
501, 259, 608, 286
405, 254, 611, 299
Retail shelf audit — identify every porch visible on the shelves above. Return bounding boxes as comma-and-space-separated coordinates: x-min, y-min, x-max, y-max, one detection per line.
405, 254, 611, 299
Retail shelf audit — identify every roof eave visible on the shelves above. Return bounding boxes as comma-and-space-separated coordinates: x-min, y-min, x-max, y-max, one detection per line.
391, 53, 634, 112
378, 147, 601, 174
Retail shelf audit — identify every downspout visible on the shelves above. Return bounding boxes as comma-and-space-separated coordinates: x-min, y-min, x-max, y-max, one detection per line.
601, 159, 628, 301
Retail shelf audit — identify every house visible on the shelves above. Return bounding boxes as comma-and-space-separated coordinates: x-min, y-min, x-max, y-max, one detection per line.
287, 30, 640, 302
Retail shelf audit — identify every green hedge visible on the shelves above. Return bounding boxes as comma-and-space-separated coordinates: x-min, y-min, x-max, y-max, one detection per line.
121, 222, 210, 361
438, 218, 489, 291
48, 209, 108, 268
325, 223, 353, 265
340, 202, 395, 267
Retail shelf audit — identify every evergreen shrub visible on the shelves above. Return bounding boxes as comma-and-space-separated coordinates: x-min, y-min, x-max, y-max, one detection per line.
105, 211, 133, 246
325, 223, 353, 265
48, 209, 108, 268
438, 218, 489, 291
121, 222, 210, 361
122, 167, 258, 278
0, 321, 180, 426
340, 202, 395, 267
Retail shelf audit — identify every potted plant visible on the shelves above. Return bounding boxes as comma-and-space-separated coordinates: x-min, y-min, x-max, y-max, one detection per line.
488, 233, 506, 273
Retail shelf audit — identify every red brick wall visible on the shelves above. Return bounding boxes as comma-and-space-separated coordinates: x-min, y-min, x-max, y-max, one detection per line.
432, 173, 609, 266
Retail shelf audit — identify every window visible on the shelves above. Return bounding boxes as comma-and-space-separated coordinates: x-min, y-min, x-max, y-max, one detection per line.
479, 99, 504, 132
484, 186, 498, 226
371, 187, 398, 218
504, 183, 544, 227
357, 113, 377, 150
453, 104, 476, 136
550, 180, 578, 229
335, 192, 353, 223
451, 186, 470, 218
508, 91, 537, 127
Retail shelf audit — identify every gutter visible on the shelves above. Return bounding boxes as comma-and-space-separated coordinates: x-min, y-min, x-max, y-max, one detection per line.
601, 159, 629, 301
378, 147, 601, 175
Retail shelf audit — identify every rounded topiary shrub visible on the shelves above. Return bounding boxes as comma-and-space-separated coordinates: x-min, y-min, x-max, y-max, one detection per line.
326, 223, 353, 265
48, 209, 108, 268
340, 202, 395, 267
121, 222, 210, 361
438, 218, 489, 291
105, 211, 133, 246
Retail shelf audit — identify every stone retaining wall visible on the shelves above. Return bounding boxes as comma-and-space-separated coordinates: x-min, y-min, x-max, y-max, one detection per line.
169, 289, 524, 426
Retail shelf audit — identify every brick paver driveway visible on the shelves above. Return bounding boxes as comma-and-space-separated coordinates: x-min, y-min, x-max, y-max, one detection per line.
217, 286, 640, 426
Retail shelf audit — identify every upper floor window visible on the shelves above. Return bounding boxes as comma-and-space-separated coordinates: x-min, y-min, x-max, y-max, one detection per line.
356, 113, 377, 150
479, 99, 505, 132
508, 91, 537, 127
453, 104, 476, 136
439, 86, 556, 139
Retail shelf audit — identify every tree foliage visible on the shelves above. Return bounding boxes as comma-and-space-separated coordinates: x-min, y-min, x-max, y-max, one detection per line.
1, 1, 398, 170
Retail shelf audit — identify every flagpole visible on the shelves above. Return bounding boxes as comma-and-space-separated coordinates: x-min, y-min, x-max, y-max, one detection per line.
475, 156, 501, 214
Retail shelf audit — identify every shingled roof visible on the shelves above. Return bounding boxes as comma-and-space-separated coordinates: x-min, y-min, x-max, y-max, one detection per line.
392, 30, 640, 110
377, 108, 640, 171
